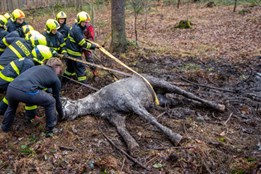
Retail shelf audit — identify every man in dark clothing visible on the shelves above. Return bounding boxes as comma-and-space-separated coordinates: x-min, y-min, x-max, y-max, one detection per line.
6, 9, 27, 32
0, 31, 47, 70
0, 24, 34, 56
65, 11, 98, 83
56, 11, 70, 41
1, 58, 64, 134
0, 45, 54, 116
42, 19, 67, 55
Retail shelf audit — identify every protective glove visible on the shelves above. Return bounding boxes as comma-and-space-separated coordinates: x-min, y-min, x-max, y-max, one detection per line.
62, 52, 69, 59
89, 43, 97, 50
52, 50, 59, 57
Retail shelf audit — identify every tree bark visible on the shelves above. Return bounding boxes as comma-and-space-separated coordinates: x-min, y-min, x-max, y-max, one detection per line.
233, 0, 238, 12
110, 0, 127, 53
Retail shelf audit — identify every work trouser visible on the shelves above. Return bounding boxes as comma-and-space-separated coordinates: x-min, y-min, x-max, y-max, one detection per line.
64, 55, 87, 82
83, 50, 96, 71
1, 86, 57, 132
0, 96, 37, 119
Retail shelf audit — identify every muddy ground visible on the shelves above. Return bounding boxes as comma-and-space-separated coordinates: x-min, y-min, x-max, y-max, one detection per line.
0, 3, 261, 174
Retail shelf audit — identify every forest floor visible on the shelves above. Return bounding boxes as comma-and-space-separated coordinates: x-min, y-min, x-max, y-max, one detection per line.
0, 3, 261, 174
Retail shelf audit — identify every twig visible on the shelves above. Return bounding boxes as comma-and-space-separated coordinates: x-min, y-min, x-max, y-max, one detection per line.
224, 113, 233, 125
99, 127, 149, 170
156, 111, 166, 118
120, 157, 126, 171
59, 145, 77, 151
178, 76, 234, 93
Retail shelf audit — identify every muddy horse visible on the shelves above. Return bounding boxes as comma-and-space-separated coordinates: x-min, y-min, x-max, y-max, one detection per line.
61, 75, 225, 152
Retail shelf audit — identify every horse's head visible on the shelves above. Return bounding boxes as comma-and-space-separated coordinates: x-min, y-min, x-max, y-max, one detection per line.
61, 97, 79, 120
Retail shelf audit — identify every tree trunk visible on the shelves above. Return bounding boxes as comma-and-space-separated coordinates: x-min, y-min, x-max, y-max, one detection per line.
134, 12, 138, 45
233, 0, 238, 12
110, 0, 127, 53
177, 0, 181, 9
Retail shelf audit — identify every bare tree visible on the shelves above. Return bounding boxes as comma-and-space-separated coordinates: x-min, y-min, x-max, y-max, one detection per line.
233, 0, 238, 12
110, 0, 127, 53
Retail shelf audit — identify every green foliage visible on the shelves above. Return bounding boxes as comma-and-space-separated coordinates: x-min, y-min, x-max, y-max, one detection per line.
181, 63, 201, 72
175, 20, 192, 29
239, 9, 251, 15
231, 169, 245, 174
20, 145, 35, 156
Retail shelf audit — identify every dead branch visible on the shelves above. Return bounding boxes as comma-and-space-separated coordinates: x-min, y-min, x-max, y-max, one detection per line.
99, 127, 149, 171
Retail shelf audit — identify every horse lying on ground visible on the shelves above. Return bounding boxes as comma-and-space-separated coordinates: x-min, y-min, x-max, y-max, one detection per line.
61, 75, 225, 152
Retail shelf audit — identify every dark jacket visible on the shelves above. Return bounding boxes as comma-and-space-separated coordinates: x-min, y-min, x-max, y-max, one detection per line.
0, 58, 35, 90
66, 23, 92, 57
42, 31, 66, 54
0, 29, 24, 55
6, 20, 27, 32
0, 28, 9, 55
0, 38, 33, 69
9, 65, 63, 117
58, 23, 70, 41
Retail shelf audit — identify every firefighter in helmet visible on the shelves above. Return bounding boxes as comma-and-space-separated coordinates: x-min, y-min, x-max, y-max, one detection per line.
64, 11, 98, 83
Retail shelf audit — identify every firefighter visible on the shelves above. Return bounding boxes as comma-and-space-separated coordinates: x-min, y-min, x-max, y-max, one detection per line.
1, 58, 64, 136
0, 24, 34, 56
6, 9, 27, 32
0, 15, 8, 41
42, 19, 67, 55
83, 14, 98, 77
0, 30, 47, 70
0, 45, 54, 117
3, 13, 11, 21
56, 11, 70, 41
65, 11, 98, 83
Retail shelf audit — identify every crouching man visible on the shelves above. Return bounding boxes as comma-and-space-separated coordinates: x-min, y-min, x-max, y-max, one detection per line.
1, 58, 64, 135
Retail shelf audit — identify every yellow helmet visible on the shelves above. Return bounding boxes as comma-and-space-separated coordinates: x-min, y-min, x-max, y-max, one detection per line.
29, 30, 47, 46
0, 15, 8, 28
12, 9, 25, 21
3, 13, 11, 20
76, 11, 90, 24
56, 11, 67, 20
32, 45, 53, 64
46, 19, 60, 33
21, 24, 34, 35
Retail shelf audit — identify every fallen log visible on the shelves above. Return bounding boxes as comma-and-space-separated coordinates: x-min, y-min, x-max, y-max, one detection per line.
61, 75, 225, 152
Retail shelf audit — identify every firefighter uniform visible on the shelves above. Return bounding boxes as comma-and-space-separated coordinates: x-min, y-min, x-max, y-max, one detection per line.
1, 64, 63, 133
43, 31, 66, 54
56, 11, 70, 41
65, 12, 98, 83
0, 58, 35, 114
0, 15, 9, 54
0, 38, 33, 70
6, 9, 27, 32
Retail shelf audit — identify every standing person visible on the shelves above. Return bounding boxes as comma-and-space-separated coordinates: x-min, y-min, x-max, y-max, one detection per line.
6, 9, 27, 32
0, 45, 54, 116
65, 11, 98, 83
1, 58, 64, 135
83, 16, 98, 76
42, 19, 67, 55
56, 11, 70, 41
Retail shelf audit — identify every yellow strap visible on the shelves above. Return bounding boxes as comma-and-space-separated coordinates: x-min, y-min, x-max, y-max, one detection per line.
3, 97, 8, 104
8, 45, 23, 58
87, 40, 160, 105
0, 72, 14, 82
25, 105, 37, 110
10, 61, 20, 75
0, 48, 5, 52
